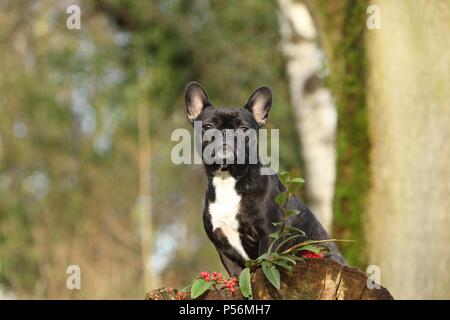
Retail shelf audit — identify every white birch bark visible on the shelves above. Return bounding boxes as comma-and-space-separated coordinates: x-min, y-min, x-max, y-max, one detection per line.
277, 0, 337, 233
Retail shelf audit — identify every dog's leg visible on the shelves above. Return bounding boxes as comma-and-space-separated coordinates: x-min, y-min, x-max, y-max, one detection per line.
218, 251, 243, 278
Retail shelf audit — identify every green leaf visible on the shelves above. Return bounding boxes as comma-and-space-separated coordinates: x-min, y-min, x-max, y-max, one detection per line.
287, 183, 300, 193
285, 226, 305, 235
288, 255, 305, 262
314, 244, 330, 251
278, 171, 289, 186
239, 268, 253, 299
271, 259, 293, 271
275, 234, 305, 253
287, 178, 305, 193
261, 261, 281, 290
256, 253, 270, 262
298, 244, 322, 254
190, 278, 214, 299
283, 209, 300, 218
290, 177, 305, 184
275, 192, 289, 207
273, 253, 297, 264
272, 221, 284, 227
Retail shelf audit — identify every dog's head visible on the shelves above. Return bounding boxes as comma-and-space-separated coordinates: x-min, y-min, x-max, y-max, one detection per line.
184, 81, 272, 176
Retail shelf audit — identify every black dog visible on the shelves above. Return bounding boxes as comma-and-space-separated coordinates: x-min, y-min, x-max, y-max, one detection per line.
184, 81, 346, 277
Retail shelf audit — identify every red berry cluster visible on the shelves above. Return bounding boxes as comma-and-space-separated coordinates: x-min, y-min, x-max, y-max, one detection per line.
224, 277, 237, 293
200, 271, 211, 281
301, 250, 324, 259
200, 271, 237, 294
211, 271, 223, 282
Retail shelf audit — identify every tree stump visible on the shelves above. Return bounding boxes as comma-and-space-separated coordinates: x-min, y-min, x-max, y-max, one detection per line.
145, 259, 393, 300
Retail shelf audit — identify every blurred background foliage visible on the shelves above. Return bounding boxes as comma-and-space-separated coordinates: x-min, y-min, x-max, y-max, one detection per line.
0, 0, 306, 298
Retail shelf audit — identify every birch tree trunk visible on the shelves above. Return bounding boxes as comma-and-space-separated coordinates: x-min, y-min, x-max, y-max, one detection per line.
277, 0, 337, 233
366, 0, 450, 299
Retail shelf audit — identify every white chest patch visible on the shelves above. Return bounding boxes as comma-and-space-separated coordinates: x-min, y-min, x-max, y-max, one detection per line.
209, 173, 249, 260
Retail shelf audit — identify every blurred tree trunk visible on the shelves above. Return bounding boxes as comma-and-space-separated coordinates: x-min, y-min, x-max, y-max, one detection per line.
137, 72, 157, 291
365, 0, 450, 299
277, 0, 337, 233
300, 0, 450, 298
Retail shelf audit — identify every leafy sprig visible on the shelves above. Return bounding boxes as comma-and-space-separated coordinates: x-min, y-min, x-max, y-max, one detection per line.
182, 171, 351, 300
239, 171, 332, 299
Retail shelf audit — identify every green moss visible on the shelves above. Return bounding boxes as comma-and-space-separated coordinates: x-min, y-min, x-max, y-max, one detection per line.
317, 0, 370, 267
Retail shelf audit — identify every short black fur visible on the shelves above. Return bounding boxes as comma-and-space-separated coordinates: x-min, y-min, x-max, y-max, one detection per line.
184, 81, 346, 277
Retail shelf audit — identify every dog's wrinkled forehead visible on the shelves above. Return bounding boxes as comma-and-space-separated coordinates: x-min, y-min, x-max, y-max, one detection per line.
198, 107, 258, 129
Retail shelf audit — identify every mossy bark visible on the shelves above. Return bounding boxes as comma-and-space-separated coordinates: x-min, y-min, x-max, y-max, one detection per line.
303, 0, 370, 267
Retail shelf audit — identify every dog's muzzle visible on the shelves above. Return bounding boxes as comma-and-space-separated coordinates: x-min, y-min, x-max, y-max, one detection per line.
216, 144, 235, 165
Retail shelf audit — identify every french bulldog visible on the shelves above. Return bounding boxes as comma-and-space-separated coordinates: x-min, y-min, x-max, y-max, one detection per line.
184, 81, 346, 277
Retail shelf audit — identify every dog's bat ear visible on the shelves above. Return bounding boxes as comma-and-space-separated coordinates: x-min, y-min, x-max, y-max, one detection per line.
184, 81, 212, 124
245, 86, 272, 127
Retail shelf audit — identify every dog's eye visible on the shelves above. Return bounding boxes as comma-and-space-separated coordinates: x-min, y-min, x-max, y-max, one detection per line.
202, 124, 213, 131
